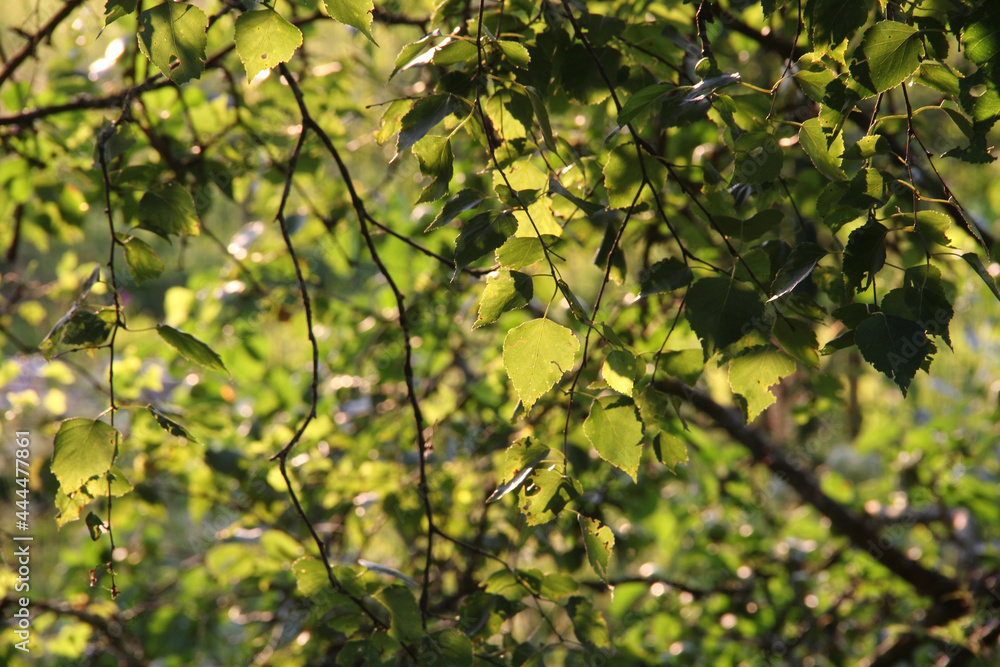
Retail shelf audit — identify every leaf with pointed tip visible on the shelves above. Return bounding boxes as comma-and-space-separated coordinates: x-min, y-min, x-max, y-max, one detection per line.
52, 419, 118, 494
234, 8, 303, 81
105, 0, 137, 27
640, 258, 692, 297
425, 190, 483, 232
496, 236, 555, 270
567, 596, 610, 654
773, 317, 820, 368
525, 86, 558, 152
396, 95, 458, 157
412, 136, 453, 203
685, 277, 766, 357
121, 236, 164, 284
474, 270, 532, 328
851, 21, 923, 94
375, 584, 422, 644
148, 406, 197, 441
488, 440, 550, 504
520, 469, 580, 526
855, 312, 927, 396
323, 0, 376, 45
503, 319, 579, 412
882, 284, 953, 348
962, 252, 1000, 303
603, 146, 666, 209
602, 348, 637, 397
729, 346, 797, 421
137, 2, 207, 85
156, 324, 227, 372
798, 117, 846, 181
843, 221, 888, 292
579, 515, 614, 583
454, 211, 517, 274
769, 242, 827, 302
498, 40, 530, 68
583, 396, 643, 481
616, 81, 672, 128
138, 182, 200, 239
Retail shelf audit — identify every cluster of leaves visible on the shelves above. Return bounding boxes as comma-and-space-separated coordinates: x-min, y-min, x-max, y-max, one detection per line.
2, 0, 1000, 665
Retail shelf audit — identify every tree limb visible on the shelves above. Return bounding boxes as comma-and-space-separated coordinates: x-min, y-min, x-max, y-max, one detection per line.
654, 377, 964, 602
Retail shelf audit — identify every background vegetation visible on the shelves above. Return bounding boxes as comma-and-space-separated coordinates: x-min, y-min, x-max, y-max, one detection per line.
2, 0, 1000, 665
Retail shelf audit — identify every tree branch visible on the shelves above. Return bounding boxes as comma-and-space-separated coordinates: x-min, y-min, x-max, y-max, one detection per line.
0, 0, 88, 89
654, 377, 964, 602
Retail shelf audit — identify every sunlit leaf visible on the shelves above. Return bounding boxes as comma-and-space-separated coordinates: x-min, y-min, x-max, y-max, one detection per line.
52, 419, 118, 494
583, 396, 643, 481
137, 2, 208, 84
503, 319, 579, 412
234, 8, 303, 81
156, 324, 227, 372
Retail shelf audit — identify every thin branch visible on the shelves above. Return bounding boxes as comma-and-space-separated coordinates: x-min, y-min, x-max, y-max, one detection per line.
277, 62, 437, 629
0, 0, 88, 88
655, 377, 965, 602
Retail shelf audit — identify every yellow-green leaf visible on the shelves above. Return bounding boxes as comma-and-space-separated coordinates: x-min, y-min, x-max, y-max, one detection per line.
234, 8, 303, 81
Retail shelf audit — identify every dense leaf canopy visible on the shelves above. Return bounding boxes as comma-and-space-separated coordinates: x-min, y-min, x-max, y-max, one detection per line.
2, 0, 1000, 665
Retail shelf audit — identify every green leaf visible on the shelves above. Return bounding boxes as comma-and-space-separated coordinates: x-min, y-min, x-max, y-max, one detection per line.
503, 319, 580, 412
104, 0, 138, 27
121, 236, 164, 284
851, 21, 923, 94
520, 468, 579, 526
395, 95, 458, 157
525, 85, 558, 152
412, 136, 453, 203
292, 556, 330, 600
419, 629, 474, 667
808, 0, 868, 52
566, 596, 610, 654
138, 182, 200, 239
578, 515, 614, 583
915, 62, 960, 97
496, 236, 552, 270
85, 512, 107, 541
769, 242, 827, 302
488, 445, 550, 505
962, 4, 1000, 67
323, 0, 377, 45
685, 277, 766, 357
474, 270, 533, 328
147, 406, 197, 441
137, 2, 208, 85
773, 317, 820, 368
52, 419, 118, 494
425, 189, 483, 232
855, 312, 927, 396
882, 283, 953, 348
733, 132, 783, 185
234, 8, 303, 81
640, 257, 692, 297
602, 348, 637, 397
714, 209, 784, 242
842, 221, 888, 292
603, 145, 665, 209
616, 81, 672, 128
583, 396, 644, 482
454, 211, 517, 274
729, 346, 797, 421
498, 40, 530, 68
156, 324, 228, 372
961, 252, 1000, 304
377, 586, 423, 644
798, 117, 846, 181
